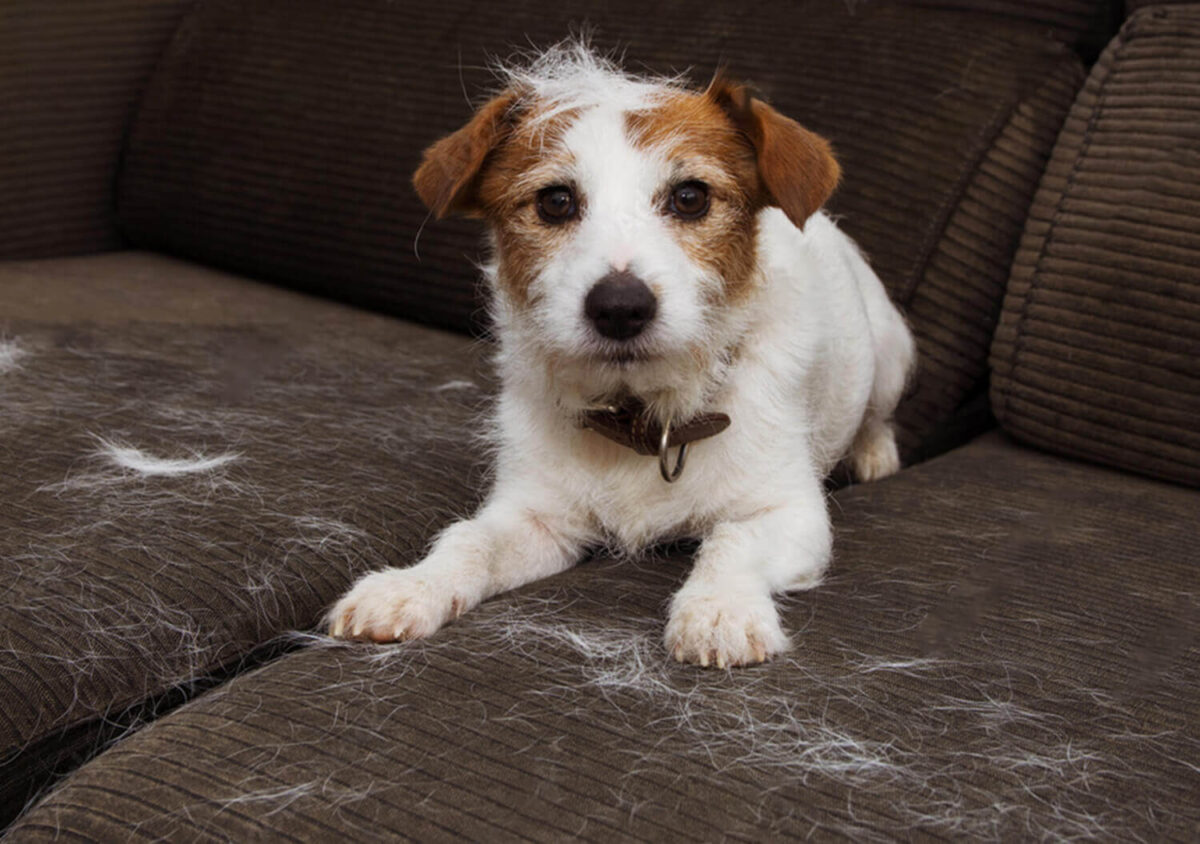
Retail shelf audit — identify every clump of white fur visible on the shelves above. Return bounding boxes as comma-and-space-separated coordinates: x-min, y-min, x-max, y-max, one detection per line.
0, 337, 27, 373
97, 439, 241, 477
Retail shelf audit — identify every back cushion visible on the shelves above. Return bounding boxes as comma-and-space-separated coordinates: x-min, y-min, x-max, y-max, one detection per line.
0, 0, 194, 259
991, 5, 1200, 487
119, 0, 1084, 455
1125, 0, 1194, 11
911, 0, 1115, 44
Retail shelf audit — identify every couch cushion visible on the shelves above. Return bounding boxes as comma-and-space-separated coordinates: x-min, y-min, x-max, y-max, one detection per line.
0, 0, 195, 259
912, 1, 1119, 49
991, 4, 1200, 487
117, 0, 1084, 456
0, 252, 488, 824
1126, 0, 1195, 12
10, 432, 1197, 840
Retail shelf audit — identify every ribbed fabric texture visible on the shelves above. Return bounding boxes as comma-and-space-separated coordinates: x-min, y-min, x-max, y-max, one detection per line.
0, 254, 489, 824
0, 1, 194, 259
1125, 0, 1194, 11
910, 0, 1111, 42
896, 56, 1084, 454
117, 0, 1083, 455
10, 432, 1198, 840
991, 5, 1200, 487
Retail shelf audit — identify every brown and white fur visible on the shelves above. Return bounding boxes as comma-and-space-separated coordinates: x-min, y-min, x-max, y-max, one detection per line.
328, 44, 915, 668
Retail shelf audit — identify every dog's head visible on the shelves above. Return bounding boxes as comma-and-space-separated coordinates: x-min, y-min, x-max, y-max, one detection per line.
414, 45, 839, 416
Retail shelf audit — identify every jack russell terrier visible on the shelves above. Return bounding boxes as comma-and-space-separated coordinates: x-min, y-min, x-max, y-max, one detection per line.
328, 43, 915, 668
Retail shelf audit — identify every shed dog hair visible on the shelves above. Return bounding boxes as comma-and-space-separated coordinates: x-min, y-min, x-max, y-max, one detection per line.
328, 43, 916, 667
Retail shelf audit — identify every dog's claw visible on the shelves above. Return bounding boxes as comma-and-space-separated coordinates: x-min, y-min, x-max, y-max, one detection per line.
330, 618, 344, 638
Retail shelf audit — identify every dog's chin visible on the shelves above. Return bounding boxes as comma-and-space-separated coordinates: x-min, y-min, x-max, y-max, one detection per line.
540, 343, 715, 422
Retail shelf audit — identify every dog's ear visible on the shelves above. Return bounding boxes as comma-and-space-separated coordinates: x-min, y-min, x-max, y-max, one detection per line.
707, 76, 840, 229
413, 91, 520, 219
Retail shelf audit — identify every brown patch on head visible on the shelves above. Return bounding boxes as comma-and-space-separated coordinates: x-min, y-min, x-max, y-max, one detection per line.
625, 76, 840, 302
705, 73, 841, 230
475, 108, 581, 307
626, 93, 764, 302
413, 88, 582, 307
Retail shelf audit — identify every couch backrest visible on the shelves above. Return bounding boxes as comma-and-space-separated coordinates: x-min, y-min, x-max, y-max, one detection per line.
912, 0, 1117, 45
0, 0, 194, 260
991, 4, 1200, 487
116, 0, 1092, 456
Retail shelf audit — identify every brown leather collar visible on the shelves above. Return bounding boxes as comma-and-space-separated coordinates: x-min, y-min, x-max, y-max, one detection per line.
579, 397, 731, 456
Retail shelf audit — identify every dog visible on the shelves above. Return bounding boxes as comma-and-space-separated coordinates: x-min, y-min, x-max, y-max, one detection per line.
327, 43, 915, 668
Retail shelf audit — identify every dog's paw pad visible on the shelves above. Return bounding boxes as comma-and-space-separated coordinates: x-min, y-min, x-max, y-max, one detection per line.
665, 590, 789, 668
327, 568, 463, 643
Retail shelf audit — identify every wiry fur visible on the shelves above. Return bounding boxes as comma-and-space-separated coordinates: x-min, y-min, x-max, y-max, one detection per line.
330, 42, 916, 667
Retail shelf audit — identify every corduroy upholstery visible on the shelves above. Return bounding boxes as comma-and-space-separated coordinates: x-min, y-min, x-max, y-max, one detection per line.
0, 1, 195, 260
0, 253, 489, 824
6, 2, 1198, 839
7, 433, 1198, 841
991, 4, 1200, 487
911, 0, 1116, 44
117, 0, 1087, 455
1125, 0, 1195, 11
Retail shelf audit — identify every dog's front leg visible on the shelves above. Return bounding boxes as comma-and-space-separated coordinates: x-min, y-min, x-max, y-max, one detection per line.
328, 493, 589, 642
665, 490, 832, 668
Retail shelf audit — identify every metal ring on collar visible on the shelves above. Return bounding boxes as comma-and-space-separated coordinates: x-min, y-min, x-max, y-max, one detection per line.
658, 415, 688, 483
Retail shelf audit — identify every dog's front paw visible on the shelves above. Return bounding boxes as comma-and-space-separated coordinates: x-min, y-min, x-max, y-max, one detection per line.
850, 421, 900, 482
327, 567, 467, 643
665, 587, 790, 668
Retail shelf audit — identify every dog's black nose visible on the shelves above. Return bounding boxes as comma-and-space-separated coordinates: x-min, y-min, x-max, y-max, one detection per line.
584, 270, 657, 340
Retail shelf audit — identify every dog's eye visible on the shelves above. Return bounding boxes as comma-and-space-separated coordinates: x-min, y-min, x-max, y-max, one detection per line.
669, 181, 710, 220
537, 186, 577, 224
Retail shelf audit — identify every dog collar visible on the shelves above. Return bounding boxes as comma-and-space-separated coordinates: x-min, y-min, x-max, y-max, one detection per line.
579, 397, 731, 483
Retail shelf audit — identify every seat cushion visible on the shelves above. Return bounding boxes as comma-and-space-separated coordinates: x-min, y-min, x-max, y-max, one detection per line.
0, 252, 489, 824
10, 432, 1197, 840
117, 0, 1085, 456
991, 4, 1200, 487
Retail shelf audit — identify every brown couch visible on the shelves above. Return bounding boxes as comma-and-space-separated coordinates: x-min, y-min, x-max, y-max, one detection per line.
2, 0, 1197, 839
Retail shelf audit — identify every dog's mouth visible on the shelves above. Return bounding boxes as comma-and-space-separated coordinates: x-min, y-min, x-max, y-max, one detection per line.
590, 347, 656, 368
607, 349, 646, 366
583, 329, 664, 367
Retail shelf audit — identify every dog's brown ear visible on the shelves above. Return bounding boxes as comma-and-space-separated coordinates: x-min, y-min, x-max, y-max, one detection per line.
707, 76, 840, 229
413, 91, 520, 219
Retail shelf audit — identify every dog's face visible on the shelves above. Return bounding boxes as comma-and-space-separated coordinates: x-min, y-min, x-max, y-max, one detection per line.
414, 64, 839, 413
